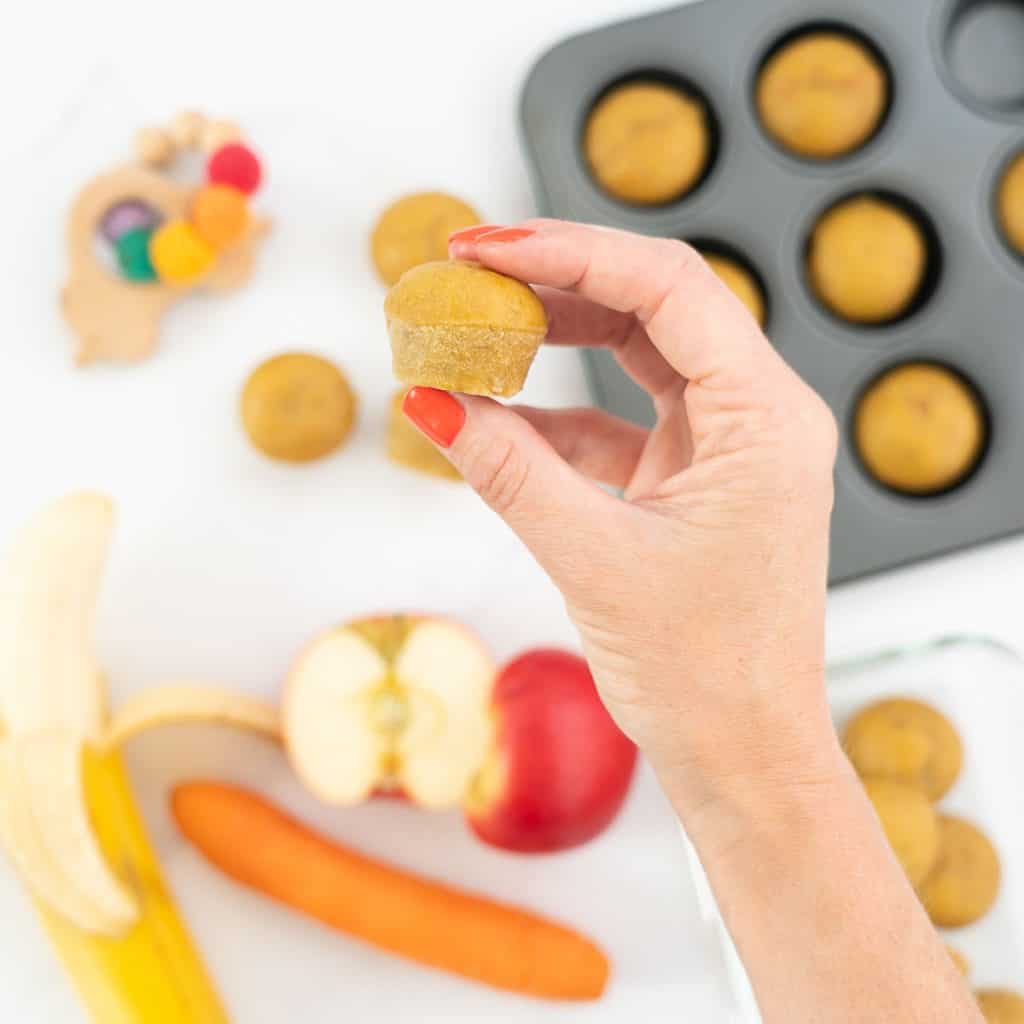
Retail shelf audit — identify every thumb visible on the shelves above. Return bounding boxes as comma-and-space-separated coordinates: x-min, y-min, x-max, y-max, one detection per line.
401, 387, 625, 592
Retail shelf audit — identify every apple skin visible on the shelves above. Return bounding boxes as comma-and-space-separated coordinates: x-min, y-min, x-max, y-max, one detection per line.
465, 649, 637, 853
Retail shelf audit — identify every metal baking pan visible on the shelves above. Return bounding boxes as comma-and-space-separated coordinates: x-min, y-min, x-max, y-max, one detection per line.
520, 0, 1024, 584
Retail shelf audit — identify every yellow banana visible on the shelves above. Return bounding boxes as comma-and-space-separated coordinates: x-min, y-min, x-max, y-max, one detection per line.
37, 746, 228, 1023
0, 493, 278, 1022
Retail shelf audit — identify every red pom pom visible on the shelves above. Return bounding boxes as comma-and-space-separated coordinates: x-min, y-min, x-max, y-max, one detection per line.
207, 142, 262, 195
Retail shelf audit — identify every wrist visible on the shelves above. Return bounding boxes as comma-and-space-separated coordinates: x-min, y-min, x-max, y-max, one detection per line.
655, 694, 853, 865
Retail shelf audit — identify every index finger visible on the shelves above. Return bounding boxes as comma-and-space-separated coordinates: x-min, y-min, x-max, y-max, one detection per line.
451, 220, 778, 390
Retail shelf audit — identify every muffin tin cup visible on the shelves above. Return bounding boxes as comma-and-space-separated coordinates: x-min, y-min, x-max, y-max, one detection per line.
520, 0, 1024, 585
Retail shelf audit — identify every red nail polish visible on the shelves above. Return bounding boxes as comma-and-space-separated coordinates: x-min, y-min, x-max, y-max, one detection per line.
448, 223, 503, 243
402, 387, 466, 448
476, 227, 536, 245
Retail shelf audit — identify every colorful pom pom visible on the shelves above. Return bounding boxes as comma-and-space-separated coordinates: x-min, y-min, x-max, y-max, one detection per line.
192, 184, 250, 248
149, 220, 216, 284
115, 226, 158, 281
207, 142, 262, 195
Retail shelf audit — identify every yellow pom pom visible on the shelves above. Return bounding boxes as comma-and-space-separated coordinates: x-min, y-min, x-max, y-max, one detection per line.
149, 221, 216, 284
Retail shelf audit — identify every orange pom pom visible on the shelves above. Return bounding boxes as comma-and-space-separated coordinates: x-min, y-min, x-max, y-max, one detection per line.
192, 184, 250, 248
149, 220, 216, 284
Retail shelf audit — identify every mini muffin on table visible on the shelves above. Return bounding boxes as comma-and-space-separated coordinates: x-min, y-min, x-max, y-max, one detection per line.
241, 353, 357, 463
861, 777, 940, 888
388, 389, 462, 479
843, 697, 963, 800
372, 192, 481, 286
919, 815, 1001, 928
977, 990, 1024, 1023
384, 260, 548, 398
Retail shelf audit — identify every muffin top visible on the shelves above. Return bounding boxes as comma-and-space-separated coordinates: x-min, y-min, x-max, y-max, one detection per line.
808, 196, 927, 323
584, 80, 710, 205
384, 260, 547, 332
757, 32, 888, 159
854, 363, 986, 495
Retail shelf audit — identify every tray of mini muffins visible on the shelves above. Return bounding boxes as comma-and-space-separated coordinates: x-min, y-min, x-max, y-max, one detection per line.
519, 0, 1024, 584
682, 635, 1024, 1022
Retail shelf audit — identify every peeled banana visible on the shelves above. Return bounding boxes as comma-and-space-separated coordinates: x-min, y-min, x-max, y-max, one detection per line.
0, 493, 279, 1022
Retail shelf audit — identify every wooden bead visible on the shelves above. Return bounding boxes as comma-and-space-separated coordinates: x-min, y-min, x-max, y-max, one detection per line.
135, 127, 175, 168
170, 110, 207, 149
201, 119, 242, 154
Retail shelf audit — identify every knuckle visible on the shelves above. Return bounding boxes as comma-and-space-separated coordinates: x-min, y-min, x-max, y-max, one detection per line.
660, 238, 702, 277
462, 435, 531, 515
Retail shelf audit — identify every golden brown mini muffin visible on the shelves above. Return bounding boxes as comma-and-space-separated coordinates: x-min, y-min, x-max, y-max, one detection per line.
843, 698, 963, 800
241, 353, 357, 463
977, 990, 1024, 1023
997, 153, 1024, 256
862, 777, 940, 887
388, 388, 462, 480
702, 252, 767, 326
854, 363, 987, 496
919, 816, 1001, 928
756, 32, 888, 159
384, 260, 547, 397
371, 192, 481, 286
584, 80, 710, 205
948, 947, 970, 977
808, 196, 927, 323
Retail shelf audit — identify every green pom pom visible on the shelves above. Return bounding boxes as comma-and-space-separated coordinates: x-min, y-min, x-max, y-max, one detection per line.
115, 226, 158, 282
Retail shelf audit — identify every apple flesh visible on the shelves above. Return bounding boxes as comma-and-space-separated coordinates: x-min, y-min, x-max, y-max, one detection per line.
465, 649, 637, 853
281, 615, 496, 809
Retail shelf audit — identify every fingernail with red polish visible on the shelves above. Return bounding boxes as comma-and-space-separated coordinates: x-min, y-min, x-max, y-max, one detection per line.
402, 387, 466, 448
476, 227, 536, 245
449, 223, 503, 243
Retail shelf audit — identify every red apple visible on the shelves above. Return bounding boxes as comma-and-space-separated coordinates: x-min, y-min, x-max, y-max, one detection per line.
465, 649, 637, 853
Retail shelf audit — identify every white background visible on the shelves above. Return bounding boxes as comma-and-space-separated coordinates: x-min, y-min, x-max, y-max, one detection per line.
0, 1, 1021, 1020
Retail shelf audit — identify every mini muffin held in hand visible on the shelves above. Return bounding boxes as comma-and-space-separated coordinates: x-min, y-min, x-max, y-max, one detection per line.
843, 698, 963, 800
371, 192, 481, 286
241, 353, 357, 463
384, 260, 548, 398
977, 989, 1024, 1023
862, 777, 940, 888
919, 816, 1001, 928
388, 388, 462, 480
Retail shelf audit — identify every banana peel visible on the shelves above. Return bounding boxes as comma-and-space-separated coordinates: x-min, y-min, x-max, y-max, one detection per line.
0, 493, 282, 1022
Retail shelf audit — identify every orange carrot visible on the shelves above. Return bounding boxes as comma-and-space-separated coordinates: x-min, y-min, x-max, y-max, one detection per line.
172, 782, 609, 1001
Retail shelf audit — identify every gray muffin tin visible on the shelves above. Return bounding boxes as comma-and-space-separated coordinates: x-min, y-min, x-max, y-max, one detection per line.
519, 0, 1024, 585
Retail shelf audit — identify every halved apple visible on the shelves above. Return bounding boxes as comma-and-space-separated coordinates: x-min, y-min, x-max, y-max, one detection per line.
281, 616, 496, 809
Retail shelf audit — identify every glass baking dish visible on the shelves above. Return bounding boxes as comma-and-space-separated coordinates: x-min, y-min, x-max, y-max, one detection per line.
684, 635, 1024, 1023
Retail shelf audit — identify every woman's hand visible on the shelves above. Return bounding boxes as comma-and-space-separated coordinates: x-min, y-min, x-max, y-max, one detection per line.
401, 220, 981, 1023
405, 219, 840, 844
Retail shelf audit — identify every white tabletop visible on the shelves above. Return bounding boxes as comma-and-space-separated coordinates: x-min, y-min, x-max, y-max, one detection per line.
1, 1, 1021, 1020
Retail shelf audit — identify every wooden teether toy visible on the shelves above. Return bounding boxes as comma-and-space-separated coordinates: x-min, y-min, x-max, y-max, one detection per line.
62, 111, 270, 365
